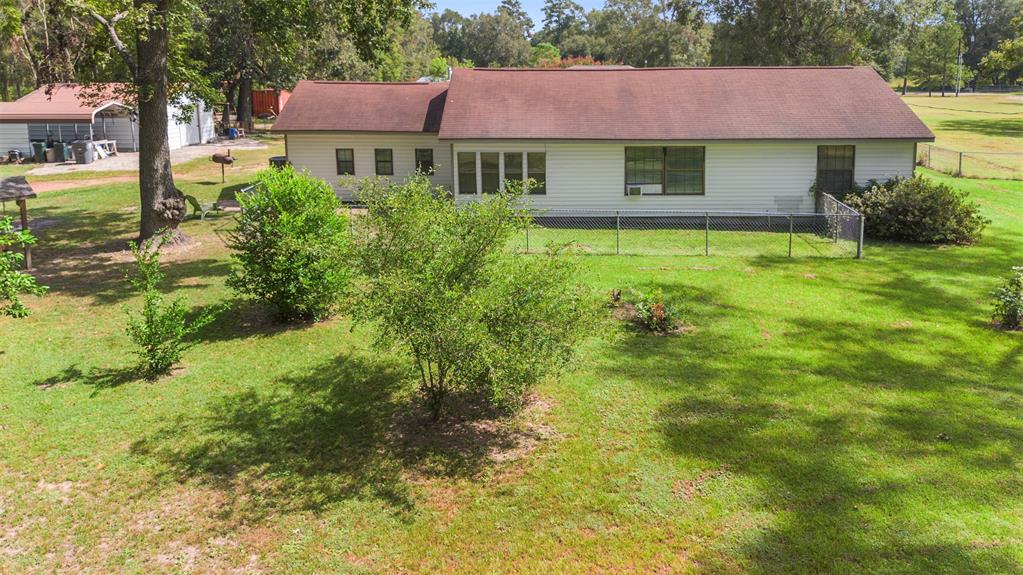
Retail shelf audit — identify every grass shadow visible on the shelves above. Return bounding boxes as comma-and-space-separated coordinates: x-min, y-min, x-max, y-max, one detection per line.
184, 297, 320, 344
32, 364, 139, 396
940, 118, 1023, 139
131, 349, 537, 520
599, 265, 1023, 572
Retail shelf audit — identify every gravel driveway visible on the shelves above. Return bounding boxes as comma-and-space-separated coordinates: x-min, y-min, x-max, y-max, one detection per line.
26, 138, 268, 175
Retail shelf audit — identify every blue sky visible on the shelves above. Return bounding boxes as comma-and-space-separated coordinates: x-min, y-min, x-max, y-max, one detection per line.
428, 1, 603, 31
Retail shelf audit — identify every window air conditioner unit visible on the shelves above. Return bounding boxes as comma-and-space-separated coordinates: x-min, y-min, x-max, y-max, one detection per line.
626, 184, 662, 196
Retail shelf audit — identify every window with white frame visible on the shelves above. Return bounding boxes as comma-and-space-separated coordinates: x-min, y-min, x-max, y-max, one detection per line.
455, 151, 547, 195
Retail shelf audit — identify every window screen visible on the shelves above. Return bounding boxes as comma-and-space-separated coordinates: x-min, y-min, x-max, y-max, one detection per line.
335, 148, 354, 175
625, 147, 663, 185
504, 152, 523, 186
817, 145, 855, 195
527, 152, 546, 195
481, 152, 500, 193
415, 148, 434, 173
665, 147, 704, 195
458, 152, 476, 194
626, 147, 705, 195
374, 148, 393, 176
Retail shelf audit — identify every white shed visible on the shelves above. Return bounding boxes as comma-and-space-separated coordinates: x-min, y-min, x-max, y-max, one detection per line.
0, 84, 213, 157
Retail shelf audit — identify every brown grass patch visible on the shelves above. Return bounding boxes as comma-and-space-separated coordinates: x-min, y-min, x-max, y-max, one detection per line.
611, 302, 694, 336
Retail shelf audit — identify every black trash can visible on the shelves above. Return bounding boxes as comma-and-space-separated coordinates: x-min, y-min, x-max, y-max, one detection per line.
72, 141, 95, 165
31, 141, 46, 163
269, 155, 289, 169
53, 143, 72, 163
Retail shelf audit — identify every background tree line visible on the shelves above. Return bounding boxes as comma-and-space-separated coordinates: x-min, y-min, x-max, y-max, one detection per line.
0, 0, 1018, 242
1, 0, 1020, 105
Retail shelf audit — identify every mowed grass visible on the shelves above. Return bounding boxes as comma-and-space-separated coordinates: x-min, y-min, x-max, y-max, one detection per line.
903, 93, 1023, 153
3, 141, 1023, 573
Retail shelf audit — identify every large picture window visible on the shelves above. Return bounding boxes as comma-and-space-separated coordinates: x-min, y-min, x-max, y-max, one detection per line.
415, 148, 434, 173
817, 145, 855, 194
481, 152, 500, 193
374, 148, 393, 176
457, 152, 476, 194
625, 146, 705, 195
527, 152, 546, 195
335, 148, 354, 175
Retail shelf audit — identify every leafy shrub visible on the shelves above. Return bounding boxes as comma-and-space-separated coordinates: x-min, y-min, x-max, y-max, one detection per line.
126, 234, 218, 379
844, 176, 988, 244
632, 288, 682, 333
227, 167, 352, 321
354, 174, 593, 419
992, 267, 1023, 329
0, 216, 47, 317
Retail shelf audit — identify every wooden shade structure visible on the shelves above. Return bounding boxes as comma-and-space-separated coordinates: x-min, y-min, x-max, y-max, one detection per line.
0, 176, 37, 269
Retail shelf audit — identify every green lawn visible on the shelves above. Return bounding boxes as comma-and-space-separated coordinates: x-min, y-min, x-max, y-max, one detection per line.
2, 160, 1023, 572
903, 94, 1023, 179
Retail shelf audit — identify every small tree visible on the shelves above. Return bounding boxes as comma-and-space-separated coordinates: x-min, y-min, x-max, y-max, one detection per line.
427, 56, 449, 78
227, 167, 352, 322
0, 215, 47, 318
993, 267, 1023, 330
126, 233, 218, 379
354, 175, 593, 419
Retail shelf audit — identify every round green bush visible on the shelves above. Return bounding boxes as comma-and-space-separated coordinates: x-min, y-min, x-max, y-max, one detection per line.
227, 167, 352, 321
844, 176, 988, 245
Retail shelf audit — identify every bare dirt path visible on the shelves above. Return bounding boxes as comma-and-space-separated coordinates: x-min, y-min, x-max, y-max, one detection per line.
30, 175, 137, 193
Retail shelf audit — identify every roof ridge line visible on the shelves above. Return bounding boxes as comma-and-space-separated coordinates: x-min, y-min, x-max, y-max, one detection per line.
467, 66, 860, 71
306, 80, 448, 86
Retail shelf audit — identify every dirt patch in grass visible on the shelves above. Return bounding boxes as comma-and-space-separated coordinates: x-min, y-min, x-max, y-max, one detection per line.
611, 302, 694, 336
389, 392, 559, 480
30, 176, 136, 193
672, 465, 730, 502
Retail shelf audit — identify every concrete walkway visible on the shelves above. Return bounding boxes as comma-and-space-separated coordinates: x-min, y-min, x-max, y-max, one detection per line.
27, 138, 268, 175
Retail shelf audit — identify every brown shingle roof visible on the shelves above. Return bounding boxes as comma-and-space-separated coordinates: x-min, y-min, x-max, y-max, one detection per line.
271, 80, 448, 133
0, 84, 127, 123
437, 66, 934, 141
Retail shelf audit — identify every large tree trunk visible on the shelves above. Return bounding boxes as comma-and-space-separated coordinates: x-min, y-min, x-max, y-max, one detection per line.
136, 0, 186, 242
0, 62, 9, 101
237, 75, 253, 133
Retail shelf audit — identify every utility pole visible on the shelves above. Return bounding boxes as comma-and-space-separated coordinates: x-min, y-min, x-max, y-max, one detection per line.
955, 36, 963, 97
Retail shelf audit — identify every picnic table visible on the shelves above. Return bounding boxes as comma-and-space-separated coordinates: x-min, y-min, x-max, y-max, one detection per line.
0, 177, 37, 269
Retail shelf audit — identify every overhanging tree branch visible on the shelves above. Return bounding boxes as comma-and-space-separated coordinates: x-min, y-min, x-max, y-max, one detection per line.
81, 7, 137, 79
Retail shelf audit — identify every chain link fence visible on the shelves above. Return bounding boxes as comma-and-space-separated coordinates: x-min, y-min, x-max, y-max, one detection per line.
512, 196, 863, 258
345, 195, 864, 259
917, 143, 1023, 180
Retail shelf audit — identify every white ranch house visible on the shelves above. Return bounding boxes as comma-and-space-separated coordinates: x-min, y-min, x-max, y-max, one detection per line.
272, 67, 934, 212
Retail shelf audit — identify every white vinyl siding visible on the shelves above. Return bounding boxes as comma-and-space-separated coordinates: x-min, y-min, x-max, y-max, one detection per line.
284, 132, 454, 201
452, 140, 917, 212
166, 100, 214, 150
0, 123, 30, 155
854, 140, 918, 184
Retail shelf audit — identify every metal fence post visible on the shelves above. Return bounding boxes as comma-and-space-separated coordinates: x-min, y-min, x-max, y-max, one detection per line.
788, 214, 793, 257
857, 215, 865, 259
615, 211, 620, 255
958, 151, 964, 176
704, 212, 710, 256
525, 226, 530, 253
